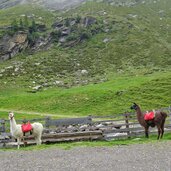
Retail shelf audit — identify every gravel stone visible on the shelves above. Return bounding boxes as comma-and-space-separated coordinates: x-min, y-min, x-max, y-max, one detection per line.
0, 141, 171, 171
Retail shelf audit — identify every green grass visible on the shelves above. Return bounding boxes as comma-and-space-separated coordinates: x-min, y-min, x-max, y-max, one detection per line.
0, 4, 55, 27
0, 0, 171, 152
0, 0, 171, 90
0, 1, 171, 118
0, 111, 46, 120
1, 133, 171, 151
0, 71, 170, 117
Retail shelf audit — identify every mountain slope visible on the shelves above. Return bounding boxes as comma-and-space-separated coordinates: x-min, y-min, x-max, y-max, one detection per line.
0, 1, 171, 89
0, 0, 87, 10
0, 0, 170, 116
0, 71, 170, 115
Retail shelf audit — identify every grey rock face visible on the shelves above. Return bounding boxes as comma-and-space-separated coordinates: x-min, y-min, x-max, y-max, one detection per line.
0, 31, 28, 61
0, 0, 88, 10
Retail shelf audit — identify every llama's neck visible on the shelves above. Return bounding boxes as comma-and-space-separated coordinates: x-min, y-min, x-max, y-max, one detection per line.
10, 117, 17, 136
136, 106, 146, 126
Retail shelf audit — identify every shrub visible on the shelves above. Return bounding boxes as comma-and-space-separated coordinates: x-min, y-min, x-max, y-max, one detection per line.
51, 30, 62, 42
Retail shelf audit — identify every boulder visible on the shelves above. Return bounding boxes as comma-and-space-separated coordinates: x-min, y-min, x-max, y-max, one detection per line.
83, 16, 97, 27
0, 31, 28, 61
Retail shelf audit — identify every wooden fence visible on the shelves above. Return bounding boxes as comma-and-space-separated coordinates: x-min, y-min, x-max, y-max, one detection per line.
0, 106, 171, 147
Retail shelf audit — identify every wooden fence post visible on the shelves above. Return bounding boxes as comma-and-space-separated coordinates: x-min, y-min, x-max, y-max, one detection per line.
169, 106, 171, 126
2, 120, 5, 132
45, 117, 51, 129
0, 119, 6, 133
125, 113, 131, 138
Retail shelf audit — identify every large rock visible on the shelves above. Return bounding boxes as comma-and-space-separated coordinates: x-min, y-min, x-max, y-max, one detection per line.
31, 33, 52, 51
83, 16, 97, 27
0, 31, 28, 61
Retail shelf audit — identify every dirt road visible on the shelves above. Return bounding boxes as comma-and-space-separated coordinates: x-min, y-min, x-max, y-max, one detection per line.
0, 141, 171, 171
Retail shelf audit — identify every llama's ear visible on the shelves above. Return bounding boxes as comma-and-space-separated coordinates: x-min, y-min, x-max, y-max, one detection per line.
9, 111, 14, 116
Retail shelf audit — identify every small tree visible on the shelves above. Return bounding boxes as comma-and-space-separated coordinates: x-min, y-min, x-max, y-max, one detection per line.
11, 19, 18, 32
65, 18, 70, 27
51, 30, 62, 42
79, 28, 92, 40
19, 18, 24, 30
66, 33, 78, 41
23, 15, 29, 28
76, 15, 81, 23
28, 31, 39, 46
31, 19, 37, 32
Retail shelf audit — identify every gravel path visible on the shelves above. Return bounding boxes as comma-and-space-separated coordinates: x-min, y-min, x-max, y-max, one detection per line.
0, 141, 171, 171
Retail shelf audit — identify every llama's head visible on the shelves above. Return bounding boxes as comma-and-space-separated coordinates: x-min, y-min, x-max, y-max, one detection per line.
9, 111, 14, 120
130, 103, 138, 110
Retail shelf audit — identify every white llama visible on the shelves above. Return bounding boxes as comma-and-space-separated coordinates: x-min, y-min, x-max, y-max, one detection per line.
9, 111, 43, 149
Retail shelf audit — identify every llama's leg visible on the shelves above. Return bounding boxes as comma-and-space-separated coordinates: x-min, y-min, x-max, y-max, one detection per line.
37, 134, 42, 145
22, 137, 27, 147
38, 131, 43, 145
156, 125, 161, 140
37, 137, 42, 145
160, 120, 165, 139
145, 126, 149, 138
17, 138, 20, 149
34, 136, 38, 145
160, 128, 164, 139
35, 135, 42, 145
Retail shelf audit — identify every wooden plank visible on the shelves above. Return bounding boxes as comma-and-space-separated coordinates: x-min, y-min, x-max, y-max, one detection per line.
93, 118, 136, 123
43, 135, 103, 144
4, 134, 103, 147
103, 127, 144, 134
0, 119, 5, 132
0, 126, 5, 132
23, 131, 102, 140
0, 120, 5, 123
45, 117, 92, 127
104, 128, 171, 140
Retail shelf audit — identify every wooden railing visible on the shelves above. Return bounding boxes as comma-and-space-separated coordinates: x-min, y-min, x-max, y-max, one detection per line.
0, 106, 171, 147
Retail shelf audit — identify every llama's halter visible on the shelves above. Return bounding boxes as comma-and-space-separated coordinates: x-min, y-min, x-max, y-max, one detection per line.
9, 113, 14, 120
130, 103, 138, 110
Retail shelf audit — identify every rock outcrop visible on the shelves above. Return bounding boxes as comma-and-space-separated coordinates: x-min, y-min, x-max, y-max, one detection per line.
0, 31, 28, 61
0, 0, 88, 10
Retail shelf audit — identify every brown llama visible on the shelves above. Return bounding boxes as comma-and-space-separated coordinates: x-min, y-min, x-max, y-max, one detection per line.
130, 103, 167, 139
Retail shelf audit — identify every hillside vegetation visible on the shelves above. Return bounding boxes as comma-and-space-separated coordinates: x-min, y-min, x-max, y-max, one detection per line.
0, 71, 170, 117
0, 0, 170, 117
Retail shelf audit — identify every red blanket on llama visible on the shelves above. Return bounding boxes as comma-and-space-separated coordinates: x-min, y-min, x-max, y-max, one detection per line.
21, 122, 33, 133
144, 111, 155, 121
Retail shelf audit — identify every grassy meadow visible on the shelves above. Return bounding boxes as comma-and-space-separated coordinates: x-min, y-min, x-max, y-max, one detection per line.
0, 70, 171, 120
1, 132, 171, 151
0, 1, 171, 150
0, 0, 171, 119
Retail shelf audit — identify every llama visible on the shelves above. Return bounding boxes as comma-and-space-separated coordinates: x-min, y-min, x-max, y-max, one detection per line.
130, 103, 167, 139
9, 111, 43, 149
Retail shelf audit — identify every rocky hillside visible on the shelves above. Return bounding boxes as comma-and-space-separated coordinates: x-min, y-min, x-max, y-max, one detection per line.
0, 0, 87, 10
0, 0, 171, 91
0, 14, 104, 61
0, 0, 162, 10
